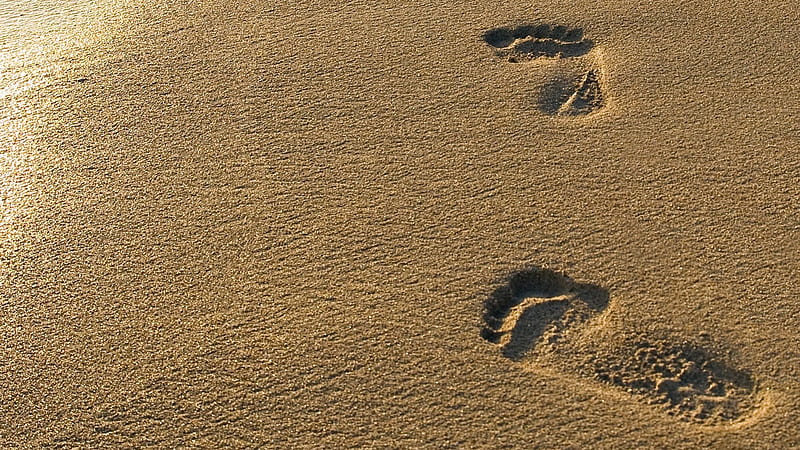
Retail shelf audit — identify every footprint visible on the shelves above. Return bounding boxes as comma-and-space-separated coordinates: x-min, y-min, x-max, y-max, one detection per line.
480, 267, 608, 360
483, 24, 593, 61
483, 23, 604, 116
481, 267, 761, 425
586, 338, 760, 424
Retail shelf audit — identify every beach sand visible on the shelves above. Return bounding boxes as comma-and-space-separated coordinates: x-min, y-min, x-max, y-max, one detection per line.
1, 0, 799, 447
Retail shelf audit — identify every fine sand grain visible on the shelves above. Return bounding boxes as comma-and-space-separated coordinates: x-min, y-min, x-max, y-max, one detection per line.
1, 0, 799, 447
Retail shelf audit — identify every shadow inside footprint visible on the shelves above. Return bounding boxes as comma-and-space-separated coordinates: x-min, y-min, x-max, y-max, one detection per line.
483, 24, 593, 60
538, 76, 575, 115
512, 39, 593, 60
481, 267, 571, 341
481, 267, 609, 359
575, 283, 609, 311
539, 70, 604, 116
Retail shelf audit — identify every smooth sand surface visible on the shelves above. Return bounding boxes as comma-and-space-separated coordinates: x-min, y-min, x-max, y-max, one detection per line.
2, 0, 799, 447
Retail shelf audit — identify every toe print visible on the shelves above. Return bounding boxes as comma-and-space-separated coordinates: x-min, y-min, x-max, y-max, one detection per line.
483, 24, 593, 61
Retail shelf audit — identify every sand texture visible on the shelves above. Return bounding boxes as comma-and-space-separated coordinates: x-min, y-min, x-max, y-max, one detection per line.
1, 0, 799, 447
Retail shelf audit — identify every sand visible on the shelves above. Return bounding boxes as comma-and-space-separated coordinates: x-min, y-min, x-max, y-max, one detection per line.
1, 0, 799, 447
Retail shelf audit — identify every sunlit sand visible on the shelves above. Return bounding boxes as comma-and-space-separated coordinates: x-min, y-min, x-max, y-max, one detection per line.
1, 0, 798, 447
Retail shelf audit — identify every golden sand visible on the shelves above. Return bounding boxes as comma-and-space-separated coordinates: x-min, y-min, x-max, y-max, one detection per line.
2, 0, 798, 447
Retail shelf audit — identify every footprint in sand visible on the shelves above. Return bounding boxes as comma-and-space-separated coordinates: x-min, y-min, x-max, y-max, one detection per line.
483, 24, 604, 116
481, 267, 761, 425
